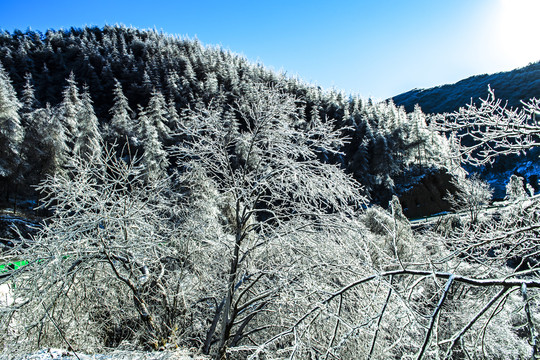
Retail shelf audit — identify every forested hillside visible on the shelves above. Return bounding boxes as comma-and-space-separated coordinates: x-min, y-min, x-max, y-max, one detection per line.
0, 25, 453, 207
392, 61, 540, 201
392, 61, 540, 114
2, 25, 540, 360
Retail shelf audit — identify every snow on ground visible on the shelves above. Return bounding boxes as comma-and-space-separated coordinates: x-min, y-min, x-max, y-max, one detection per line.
0, 284, 208, 359
4, 348, 208, 360
0, 283, 12, 307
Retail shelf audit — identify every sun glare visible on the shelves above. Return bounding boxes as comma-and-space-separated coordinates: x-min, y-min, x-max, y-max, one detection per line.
497, 0, 540, 66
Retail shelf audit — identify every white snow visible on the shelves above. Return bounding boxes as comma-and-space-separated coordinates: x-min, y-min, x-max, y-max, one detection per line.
0, 283, 12, 306
6, 348, 208, 360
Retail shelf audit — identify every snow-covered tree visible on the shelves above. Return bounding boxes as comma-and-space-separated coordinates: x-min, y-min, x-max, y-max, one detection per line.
349, 139, 370, 180
58, 72, 83, 142
42, 105, 70, 176
446, 174, 493, 223
138, 106, 169, 182
166, 96, 180, 130
73, 85, 102, 161
438, 86, 540, 166
406, 104, 430, 165
0, 61, 24, 184
145, 88, 172, 142
2, 146, 185, 351
21, 72, 40, 112
506, 174, 528, 201
175, 84, 367, 357
108, 78, 133, 143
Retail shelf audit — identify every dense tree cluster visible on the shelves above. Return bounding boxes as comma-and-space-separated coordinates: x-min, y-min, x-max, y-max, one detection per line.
0, 25, 450, 205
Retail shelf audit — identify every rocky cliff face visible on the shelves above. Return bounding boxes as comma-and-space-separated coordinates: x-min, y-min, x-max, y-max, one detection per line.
398, 170, 458, 219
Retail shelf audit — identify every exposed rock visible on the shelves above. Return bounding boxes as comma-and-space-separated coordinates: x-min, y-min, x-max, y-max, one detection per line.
398, 170, 458, 219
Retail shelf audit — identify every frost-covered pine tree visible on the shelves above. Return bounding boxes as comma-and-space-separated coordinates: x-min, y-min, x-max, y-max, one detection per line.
58, 72, 83, 142
407, 104, 430, 165
19, 74, 46, 184
42, 105, 70, 176
109, 78, 133, 143
371, 134, 395, 184
349, 139, 370, 180
506, 174, 527, 200
145, 88, 172, 142
165, 69, 181, 100
21, 73, 40, 113
73, 85, 102, 161
166, 96, 180, 131
138, 106, 169, 182
0, 61, 24, 183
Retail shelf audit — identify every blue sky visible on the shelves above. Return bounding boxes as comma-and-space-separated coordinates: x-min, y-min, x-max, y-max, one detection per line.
1, 0, 539, 99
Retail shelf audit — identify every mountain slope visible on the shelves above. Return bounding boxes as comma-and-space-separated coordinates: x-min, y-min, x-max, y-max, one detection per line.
0, 26, 454, 209
391, 61, 540, 114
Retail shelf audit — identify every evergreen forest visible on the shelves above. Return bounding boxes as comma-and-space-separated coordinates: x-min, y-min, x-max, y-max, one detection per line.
0, 25, 455, 209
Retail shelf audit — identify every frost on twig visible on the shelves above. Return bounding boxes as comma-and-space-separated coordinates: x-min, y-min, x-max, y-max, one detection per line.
437, 87, 540, 166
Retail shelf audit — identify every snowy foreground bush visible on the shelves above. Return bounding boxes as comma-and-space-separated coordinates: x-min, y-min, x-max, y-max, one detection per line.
1, 87, 540, 359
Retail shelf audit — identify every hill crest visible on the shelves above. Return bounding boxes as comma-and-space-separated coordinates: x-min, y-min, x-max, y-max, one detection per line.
391, 61, 540, 114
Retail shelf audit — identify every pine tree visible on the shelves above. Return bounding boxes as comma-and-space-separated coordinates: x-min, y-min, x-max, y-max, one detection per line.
58, 72, 83, 142
145, 88, 172, 142
407, 104, 429, 165
309, 103, 321, 127
0, 62, 24, 185
166, 96, 180, 131
19, 73, 41, 183
342, 98, 351, 126
138, 106, 169, 182
109, 79, 133, 143
372, 134, 395, 181
350, 139, 370, 181
506, 174, 527, 200
74, 85, 102, 161
37, 63, 57, 104
165, 69, 181, 100
20, 107, 45, 185
21, 73, 40, 112
203, 72, 219, 95
35, 105, 70, 177
141, 69, 153, 96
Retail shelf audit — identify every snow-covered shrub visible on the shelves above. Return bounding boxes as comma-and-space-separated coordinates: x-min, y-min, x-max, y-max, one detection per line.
446, 174, 493, 223
506, 174, 528, 201
0, 146, 191, 353
362, 198, 414, 269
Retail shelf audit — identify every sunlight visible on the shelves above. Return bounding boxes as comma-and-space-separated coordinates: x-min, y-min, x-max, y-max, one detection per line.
497, 0, 540, 66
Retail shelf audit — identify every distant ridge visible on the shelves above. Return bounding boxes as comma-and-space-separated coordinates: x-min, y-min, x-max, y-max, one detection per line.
391, 61, 540, 114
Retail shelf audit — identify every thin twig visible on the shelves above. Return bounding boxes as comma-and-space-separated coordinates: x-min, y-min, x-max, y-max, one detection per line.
417, 274, 454, 360
522, 284, 538, 358
42, 303, 81, 360
442, 287, 508, 358
324, 293, 343, 360
369, 285, 393, 358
